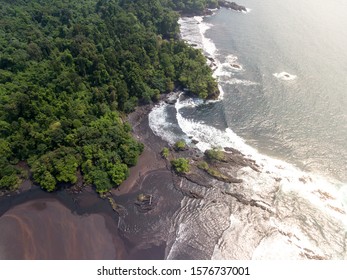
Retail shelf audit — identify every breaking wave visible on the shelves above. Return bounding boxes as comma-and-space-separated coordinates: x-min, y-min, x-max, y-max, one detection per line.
150, 13, 347, 259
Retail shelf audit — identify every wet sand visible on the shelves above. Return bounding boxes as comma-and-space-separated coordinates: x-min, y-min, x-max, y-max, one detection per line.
0, 199, 118, 259
114, 104, 169, 196
0, 102, 177, 260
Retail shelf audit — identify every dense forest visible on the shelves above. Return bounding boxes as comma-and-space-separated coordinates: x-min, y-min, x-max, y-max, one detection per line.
0, 0, 218, 193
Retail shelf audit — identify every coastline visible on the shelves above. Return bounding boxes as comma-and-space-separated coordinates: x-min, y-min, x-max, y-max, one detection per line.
113, 103, 169, 196
0, 1, 237, 261
144, 9, 347, 260
0, 97, 180, 260
1, 2, 346, 260
0, 4, 252, 259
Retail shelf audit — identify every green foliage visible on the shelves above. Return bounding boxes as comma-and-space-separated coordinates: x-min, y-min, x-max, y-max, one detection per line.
171, 158, 190, 174
0, 139, 21, 190
88, 168, 112, 194
108, 162, 129, 186
197, 161, 209, 170
176, 47, 219, 98
0, 0, 218, 191
205, 167, 231, 182
205, 167, 222, 178
174, 140, 187, 151
31, 147, 80, 192
205, 148, 226, 161
197, 159, 229, 181
171, 0, 219, 14
39, 171, 57, 193
161, 147, 170, 159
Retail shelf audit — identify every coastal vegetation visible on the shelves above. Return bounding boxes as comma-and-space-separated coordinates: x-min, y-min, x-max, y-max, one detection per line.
171, 0, 219, 14
171, 158, 190, 174
197, 160, 209, 170
161, 147, 170, 159
205, 147, 226, 162
197, 159, 229, 181
0, 0, 218, 193
174, 140, 187, 151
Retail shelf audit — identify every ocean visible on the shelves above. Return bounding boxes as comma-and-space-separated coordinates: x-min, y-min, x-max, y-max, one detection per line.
149, 0, 347, 259
0, 0, 346, 260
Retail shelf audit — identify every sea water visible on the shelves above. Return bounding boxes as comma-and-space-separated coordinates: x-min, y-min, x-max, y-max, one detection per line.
149, 0, 347, 259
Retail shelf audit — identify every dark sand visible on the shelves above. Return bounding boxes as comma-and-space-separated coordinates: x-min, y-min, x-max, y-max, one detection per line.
0, 102, 176, 259
0, 199, 118, 259
113, 104, 169, 196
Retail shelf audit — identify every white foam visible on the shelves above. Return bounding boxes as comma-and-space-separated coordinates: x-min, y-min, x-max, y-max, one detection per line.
178, 16, 346, 224
225, 54, 243, 70
173, 94, 347, 226
179, 15, 225, 102
178, 17, 204, 49
179, 16, 217, 57
175, 94, 256, 153
208, 8, 219, 13
213, 54, 245, 82
176, 9, 346, 260
215, 84, 226, 101
179, 17, 254, 101
213, 63, 231, 78
273, 71, 297, 81
226, 54, 238, 63
194, 16, 217, 57
148, 102, 181, 144
252, 233, 305, 260
223, 78, 258, 86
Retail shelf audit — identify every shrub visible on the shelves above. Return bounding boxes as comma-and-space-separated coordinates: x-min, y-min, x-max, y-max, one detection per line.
171, 158, 190, 174
161, 147, 170, 159
197, 161, 209, 170
174, 140, 186, 151
205, 147, 225, 161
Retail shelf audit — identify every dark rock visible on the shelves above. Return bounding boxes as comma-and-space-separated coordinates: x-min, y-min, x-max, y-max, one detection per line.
182, 190, 204, 199
224, 147, 245, 155
165, 98, 177, 105
207, 90, 220, 100
230, 63, 241, 69
218, 1, 247, 12
181, 172, 212, 188
205, 9, 214, 16
135, 193, 155, 212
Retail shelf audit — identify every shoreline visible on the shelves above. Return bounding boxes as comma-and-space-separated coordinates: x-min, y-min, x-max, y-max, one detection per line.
0, 4, 237, 259
113, 102, 169, 196
2, 3, 346, 260
0, 0, 220, 257
0, 96, 178, 260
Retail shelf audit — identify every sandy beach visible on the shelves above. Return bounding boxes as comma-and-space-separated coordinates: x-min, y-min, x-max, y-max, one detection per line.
0, 100, 178, 260
113, 103, 169, 196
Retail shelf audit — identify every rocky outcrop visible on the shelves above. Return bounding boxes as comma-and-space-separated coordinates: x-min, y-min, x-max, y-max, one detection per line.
218, 1, 247, 12
178, 1, 246, 17
170, 147, 249, 187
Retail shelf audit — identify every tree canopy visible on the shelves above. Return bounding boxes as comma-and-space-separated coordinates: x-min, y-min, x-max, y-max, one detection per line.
0, 0, 218, 193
